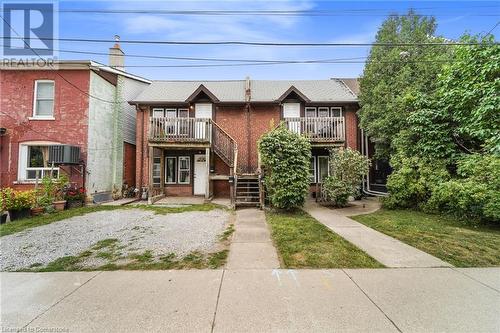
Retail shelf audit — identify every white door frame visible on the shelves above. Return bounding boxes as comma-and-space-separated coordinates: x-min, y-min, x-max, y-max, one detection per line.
194, 153, 208, 196
195, 103, 212, 140
283, 102, 301, 133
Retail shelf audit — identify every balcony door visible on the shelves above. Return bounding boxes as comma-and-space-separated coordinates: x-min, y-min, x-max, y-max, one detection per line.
283, 103, 300, 133
195, 103, 212, 140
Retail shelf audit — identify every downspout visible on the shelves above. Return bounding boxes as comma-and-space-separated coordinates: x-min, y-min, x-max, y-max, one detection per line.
245, 76, 251, 174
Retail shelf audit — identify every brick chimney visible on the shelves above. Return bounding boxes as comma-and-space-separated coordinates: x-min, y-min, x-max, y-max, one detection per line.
109, 35, 124, 70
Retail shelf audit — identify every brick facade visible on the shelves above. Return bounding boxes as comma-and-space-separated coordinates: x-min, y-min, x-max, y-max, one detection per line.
0, 70, 90, 190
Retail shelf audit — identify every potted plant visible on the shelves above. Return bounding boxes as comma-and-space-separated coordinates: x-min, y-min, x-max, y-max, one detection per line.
53, 174, 69, 211
65, 186, 85, 208
31, 190, 48, 216
1, 188, 36, 221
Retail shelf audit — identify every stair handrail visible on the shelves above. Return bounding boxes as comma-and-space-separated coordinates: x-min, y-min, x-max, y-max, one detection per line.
211, 120, 238, 168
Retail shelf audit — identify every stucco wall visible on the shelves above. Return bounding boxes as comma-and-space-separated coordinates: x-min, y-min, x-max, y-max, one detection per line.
86, 71, 117, 196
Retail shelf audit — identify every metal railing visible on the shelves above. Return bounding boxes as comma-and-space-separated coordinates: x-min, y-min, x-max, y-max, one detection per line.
283, 117, 345, 142
149, 117, 212, 142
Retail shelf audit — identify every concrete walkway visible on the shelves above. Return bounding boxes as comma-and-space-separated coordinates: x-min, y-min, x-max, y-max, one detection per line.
304, 200, 452, 268
2, 268, 499, 332
226, 208, 280, 269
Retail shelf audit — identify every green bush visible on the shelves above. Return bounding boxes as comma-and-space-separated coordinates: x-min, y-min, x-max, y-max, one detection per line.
425, 154, 500, 223
322, 148, 370, 207
258, 124, 311, 210
0, 188, 36, 211
382, 156, 450, 209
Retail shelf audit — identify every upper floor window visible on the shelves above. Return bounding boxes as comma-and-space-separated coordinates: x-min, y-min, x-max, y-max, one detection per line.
305, 106, 343, 118
151, 108, 189, 118
33, 80, 55, 118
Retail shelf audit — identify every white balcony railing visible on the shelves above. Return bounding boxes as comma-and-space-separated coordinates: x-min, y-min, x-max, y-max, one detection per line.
149, 117, 211, 142
283, 117, 345, 142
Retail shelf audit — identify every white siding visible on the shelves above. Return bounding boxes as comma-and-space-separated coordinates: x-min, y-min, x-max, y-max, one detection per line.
121, 77, 149, 145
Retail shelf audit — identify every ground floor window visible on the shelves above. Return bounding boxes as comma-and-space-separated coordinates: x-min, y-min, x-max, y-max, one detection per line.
165, 157, 177, 184
18, 144, 59, 181
178, 156, 190, 184
164, 156, 191, 185
152, 157, 161, 185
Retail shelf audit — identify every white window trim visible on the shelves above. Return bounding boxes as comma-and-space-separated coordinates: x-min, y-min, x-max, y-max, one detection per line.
331, 106, 343, 117
178, 156, 190, 184
305, 107, 317, 117
318, 106, 330, 117
32, 80, 55, 119
152, 108, 165, 118
310, 156, 317, 183
17, 142, 60, 183
165, 156, 177, 184
152, 156, 162, 185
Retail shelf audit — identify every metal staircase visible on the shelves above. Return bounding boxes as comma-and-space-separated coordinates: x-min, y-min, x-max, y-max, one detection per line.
235, 175, 261, 207
211, 121, 262, 208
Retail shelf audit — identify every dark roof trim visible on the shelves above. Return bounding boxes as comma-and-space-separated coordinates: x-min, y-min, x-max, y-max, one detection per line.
185, 84, 220, 103
276, 85, 311, 103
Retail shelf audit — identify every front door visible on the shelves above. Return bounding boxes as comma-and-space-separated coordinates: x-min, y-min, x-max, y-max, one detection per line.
194, 154, 207, 195
283, 102, 301, 134
195, 103, 212, 140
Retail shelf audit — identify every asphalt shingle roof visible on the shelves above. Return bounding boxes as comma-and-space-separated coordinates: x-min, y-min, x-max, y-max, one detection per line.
131, 79, 357, 103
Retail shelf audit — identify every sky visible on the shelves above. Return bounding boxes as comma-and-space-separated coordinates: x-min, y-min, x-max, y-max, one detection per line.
4, 0, 500, 80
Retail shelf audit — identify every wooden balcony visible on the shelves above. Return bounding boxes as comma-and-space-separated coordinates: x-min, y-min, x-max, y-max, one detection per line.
149, 117, 211, 144
283, 117, 345, 142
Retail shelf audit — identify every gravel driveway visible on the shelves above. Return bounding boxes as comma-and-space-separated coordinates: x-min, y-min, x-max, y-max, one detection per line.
0, 208, 229, 271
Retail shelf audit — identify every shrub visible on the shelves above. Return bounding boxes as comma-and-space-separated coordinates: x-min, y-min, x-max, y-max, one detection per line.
425, 154, 500, 223
258, 124, 311, 210
322, 148, 370, 207
0, 188, 36, 211
382, 156, 450, 209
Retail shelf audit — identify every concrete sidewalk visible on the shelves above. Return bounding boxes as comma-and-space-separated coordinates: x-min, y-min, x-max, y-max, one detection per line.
304, 201, 452, 268
2, 268, 499, 332
226, 208, 280, 269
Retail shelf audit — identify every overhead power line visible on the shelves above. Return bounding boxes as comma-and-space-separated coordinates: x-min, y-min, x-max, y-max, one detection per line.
50, 7, 500, 17
1, 45, 368, 63
3, 36, 497, 47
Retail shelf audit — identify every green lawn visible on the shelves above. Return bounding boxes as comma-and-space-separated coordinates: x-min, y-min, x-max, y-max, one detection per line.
0, 203, 222, 237
266, 210, 383, 268
351, 209, 500, 267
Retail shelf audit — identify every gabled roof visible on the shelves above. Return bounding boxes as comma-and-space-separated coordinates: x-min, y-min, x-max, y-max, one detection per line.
338, 78, 360, 97
131, 78, 357, 104
185, 84, 220, 103
132, 80, 246, 103
276, 85, 311, 103
251, 79, 357, 102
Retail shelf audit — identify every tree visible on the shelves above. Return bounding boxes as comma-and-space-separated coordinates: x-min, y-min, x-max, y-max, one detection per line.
405, 35, 500, 159
358, 10, 451, 160
258, 125, 311, 210
322, 148, 370, 207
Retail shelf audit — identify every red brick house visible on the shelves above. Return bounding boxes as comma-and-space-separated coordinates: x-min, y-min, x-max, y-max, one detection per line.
130, 78, 364, 205
0, 51, 150, 201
